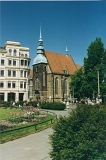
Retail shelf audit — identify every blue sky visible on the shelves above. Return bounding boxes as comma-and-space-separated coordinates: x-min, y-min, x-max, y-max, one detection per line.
1, 1, 106, 69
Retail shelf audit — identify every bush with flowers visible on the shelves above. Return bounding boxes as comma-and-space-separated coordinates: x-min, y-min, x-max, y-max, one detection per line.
0, 106, 47, 131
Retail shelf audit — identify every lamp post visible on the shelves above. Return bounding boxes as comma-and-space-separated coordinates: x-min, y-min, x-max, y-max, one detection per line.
97, 69, 100, 95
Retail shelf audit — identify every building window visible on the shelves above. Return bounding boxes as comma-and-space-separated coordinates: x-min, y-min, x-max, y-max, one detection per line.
20, 70, 23, 77
8, 82, 11, 88
8, 59, 12, 65
24, 82, 26, 88
1, 59, 4, 65
0, 92, 4, 101
13, 49, 17, 56
55, 78, 58, 94
28, 61, 30, 67
9, 49, 12, 55
25, 54, 27, 57
21, 60, 24, 66
43, 72, 45, 86
8, 70, 11, 77
0, 70, 4, 76
13, 60, 16, 66
13, 70, 16, 77
44, 66, 46, 71
24, 71, 27, 77
64, 79, 67, 94
0, 82, 4, 88
20, 81, 23, 88
36, 66, 38, 72
35, 78, 39, 90
12, 82, 16, 88
25, 60, 27, 66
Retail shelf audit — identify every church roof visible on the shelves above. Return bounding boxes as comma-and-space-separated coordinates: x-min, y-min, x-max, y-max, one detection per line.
76, 64, 82, 70
33, 54, 47, 65
44, 50, 78, 75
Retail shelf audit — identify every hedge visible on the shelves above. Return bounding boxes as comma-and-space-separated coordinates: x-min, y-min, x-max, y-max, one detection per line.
40, 102, 66, 110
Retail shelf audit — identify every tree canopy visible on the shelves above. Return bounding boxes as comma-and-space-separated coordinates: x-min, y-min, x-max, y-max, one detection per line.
70, 37, 106, 100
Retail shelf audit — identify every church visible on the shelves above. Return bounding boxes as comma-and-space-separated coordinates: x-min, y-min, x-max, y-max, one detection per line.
32, 27, 81, 102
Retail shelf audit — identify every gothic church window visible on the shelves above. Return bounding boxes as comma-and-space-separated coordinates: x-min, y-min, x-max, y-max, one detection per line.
43, 72, 45, 86
36, 66, 38, 72
44, 66, 46, 71
64, 79, 67, 94
55, 77, 58, 94
35, 78, 39, 90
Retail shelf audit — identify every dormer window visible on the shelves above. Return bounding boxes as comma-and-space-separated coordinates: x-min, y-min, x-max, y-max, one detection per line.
13, 49, 17, 56
25, 54, 27, 57
63, 69, 68, 75
9, 49, 12, 55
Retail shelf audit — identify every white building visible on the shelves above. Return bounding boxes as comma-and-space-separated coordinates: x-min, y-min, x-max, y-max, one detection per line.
0, 41, 30, 102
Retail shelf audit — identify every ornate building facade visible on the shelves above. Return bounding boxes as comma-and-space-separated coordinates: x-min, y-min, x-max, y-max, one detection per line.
0, 41, 30, 102
32, 28, 81, 102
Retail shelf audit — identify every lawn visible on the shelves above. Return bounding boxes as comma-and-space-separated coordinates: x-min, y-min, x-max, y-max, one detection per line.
0, 108, 24, 120
0, 107, 56, 143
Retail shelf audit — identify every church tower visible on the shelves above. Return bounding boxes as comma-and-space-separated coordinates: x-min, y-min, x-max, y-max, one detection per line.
33, 26, 47, 101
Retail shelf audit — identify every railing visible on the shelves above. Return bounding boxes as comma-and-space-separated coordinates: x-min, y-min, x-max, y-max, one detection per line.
0, 110, 57, 134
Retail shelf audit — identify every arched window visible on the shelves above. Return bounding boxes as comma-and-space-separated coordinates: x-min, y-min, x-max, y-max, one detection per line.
9, 49, 12, 55
64, 79, 67, 94
35, 78, 39, 90
13, 49, 17, 56
55, 77, 58, 94
36, 66, 38, 72
44, 66, 46, 71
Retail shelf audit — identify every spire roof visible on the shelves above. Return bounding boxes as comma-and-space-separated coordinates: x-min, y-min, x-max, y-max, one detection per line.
40, 24, 42, 40
33, 25, 47, 65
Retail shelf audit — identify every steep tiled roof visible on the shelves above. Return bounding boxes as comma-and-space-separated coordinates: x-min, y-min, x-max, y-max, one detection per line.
30, 70, 33, 77
44, 50, 78, 75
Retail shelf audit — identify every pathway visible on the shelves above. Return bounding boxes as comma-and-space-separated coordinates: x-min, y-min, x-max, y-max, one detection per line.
0, 105, 76, 160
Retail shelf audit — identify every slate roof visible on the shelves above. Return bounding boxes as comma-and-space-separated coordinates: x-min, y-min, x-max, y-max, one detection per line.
44, 50, 78, 75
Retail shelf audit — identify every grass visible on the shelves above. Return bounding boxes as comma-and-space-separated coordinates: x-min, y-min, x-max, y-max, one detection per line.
0, 111, 56, 144
0, 108, 24, 120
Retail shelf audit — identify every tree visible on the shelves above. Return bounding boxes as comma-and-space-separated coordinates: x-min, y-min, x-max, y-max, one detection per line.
70, 67, 89, 100
70, 37, 106, 100
50, 104, 106, 160
84, 38, 106, 98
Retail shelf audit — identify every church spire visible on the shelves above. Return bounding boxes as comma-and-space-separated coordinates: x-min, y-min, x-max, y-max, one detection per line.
37, 24, 44, 54
40, 24, 42, 40
65, 45, 68, 55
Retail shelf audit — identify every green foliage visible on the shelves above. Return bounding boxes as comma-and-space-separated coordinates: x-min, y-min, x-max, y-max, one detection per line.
15, 101, 24, 106
70, 37, 106, 100
50, 104, 106, 160
28, 101, 38, 107
0, 101, 10, 108
40, 102, 66, 110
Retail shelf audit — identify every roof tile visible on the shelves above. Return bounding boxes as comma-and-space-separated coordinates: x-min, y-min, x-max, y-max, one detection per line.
44, 50, 78, 75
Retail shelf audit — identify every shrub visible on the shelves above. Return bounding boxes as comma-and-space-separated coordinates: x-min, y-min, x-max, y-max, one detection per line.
28, 101, 38, 107
15, 101, 23, 106
40, 102, 66, 110
0, 101, 10, 108
50, 104, 106, 159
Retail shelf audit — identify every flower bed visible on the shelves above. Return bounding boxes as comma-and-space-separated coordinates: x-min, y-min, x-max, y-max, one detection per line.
0, 106, 47, 132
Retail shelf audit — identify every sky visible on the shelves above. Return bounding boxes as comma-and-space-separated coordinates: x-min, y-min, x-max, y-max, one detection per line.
0, 1, 106, 69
